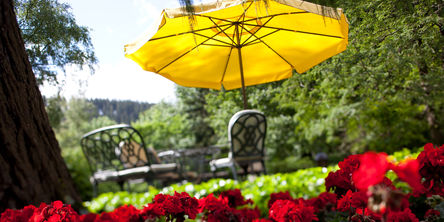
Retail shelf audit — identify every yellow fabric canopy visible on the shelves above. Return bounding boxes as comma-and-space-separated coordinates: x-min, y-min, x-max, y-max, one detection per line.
125, 0, 348, 93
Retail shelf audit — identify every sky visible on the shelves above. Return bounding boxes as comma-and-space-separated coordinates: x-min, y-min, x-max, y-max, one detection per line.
41, 0, 188, 103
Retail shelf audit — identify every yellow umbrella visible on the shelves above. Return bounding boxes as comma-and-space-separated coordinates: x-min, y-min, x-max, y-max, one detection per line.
125, 0, 348, 108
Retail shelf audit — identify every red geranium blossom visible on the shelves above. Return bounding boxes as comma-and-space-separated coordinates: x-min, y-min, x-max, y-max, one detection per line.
140, 203, 165, 221
337, 190, 353, 212
325, 154, 361, 197
268, 191, 293, 209
151, 192, 198, 221
353, 152, 390, 191
29, 201, 80, 222
306, 192, 337, 212
233, 207, 261, 222
199, 194, 233, 222
219, 189, 253, 208
0, 205, 36, 222
386, 208, 419, 222
417, 143, 444, 196
424, 209, 440, 220
353, 208, 382, 222
269, 200, 318, 222
337, 190, 367, 212
391, 159, 424, 193
107, 205, 141, 222
78, 213, 98, 222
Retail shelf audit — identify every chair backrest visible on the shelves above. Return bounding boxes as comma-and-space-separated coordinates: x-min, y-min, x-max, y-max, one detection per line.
80, 124, 153, 173
228, 110, 267, 163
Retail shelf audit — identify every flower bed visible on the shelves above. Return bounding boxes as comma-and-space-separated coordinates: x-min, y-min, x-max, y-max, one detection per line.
1, 144, 443, 221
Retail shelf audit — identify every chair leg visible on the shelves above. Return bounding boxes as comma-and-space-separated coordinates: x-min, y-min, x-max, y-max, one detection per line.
126, 181, 131, 193
118, 181, 125, 191
261, 160, 267, 175
92, 181, 98, 197
230, 164, 238, 181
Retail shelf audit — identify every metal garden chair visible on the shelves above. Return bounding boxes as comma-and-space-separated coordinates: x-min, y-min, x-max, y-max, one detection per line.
80, 124, 181, 196
209, 110, 267, 180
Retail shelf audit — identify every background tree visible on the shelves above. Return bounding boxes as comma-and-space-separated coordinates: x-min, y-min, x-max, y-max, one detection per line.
176, 87, 217, 147
0, 0, 81, 211
132, 102, 195, 150
14, 0, 97, 85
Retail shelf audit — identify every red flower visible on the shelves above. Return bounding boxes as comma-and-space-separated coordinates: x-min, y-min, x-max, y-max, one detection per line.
386, 208, 419, 222
233, 207, 261, 222
107, 205, 141, 222
140, 203, 165, 221
417, 143, 444, 196
337, 190, 353, 212
354, 208, 382, 222
353, 152, 390, 191
268, 191, 293, 209
150, 192, 198, 221
0, 205, 36, 222
307, 192, 337, 212
79, 213, 98, 222
325, 170, 355, 197
199, 194, 232, 222
391, 159, 424, 193
269, 200, 318, 222
219, 189, 253, 208
175, 192, 199, 219
424, 209, 440, 219
325, 154, 361, 196
29, 201, 80, 222
338, 154, 361, 172
350, 191, 368, 209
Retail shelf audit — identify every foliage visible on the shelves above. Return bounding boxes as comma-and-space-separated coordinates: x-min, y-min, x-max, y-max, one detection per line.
14, 0, 97, 85
175, 87, 217, 147
44, 96, 64, 129
132, 102, 195, 150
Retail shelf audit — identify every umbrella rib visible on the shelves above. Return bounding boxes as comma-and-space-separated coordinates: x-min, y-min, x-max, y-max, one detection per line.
201, 43, 232, 47
244, 23, 345, 39
208, 17, 236, 46
192, 31, 233, 46
158, 25, 234, 72
221, 46, 234, 84
149, 23, 232, 41
244, 28, 294, 68
236, 1, 254, 23
241, 16, 275, 46
243, 29, 280, 46
241, 11, 309, 23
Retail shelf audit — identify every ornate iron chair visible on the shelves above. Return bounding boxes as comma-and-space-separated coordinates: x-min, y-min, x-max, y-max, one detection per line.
209, 110, 267, 180
80, 124, 180, 196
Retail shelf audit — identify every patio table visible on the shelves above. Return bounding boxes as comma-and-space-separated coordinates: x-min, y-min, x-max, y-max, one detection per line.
177, 145, 227, 182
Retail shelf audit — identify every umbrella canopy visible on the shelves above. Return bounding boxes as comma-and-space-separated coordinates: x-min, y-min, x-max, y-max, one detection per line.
125, 0, 348, 108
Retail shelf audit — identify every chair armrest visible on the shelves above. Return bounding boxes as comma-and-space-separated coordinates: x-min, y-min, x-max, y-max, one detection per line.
208, 144, 229, 159
158, 150, 181, 164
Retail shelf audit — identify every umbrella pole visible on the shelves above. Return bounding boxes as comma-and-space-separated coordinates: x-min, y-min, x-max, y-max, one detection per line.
237, 47, 248, 109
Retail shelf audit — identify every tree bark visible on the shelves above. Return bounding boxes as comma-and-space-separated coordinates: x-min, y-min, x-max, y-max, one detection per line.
0, 0, 81, 212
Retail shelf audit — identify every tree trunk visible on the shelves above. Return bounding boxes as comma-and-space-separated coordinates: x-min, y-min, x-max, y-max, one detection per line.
0, 0, 81, 212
